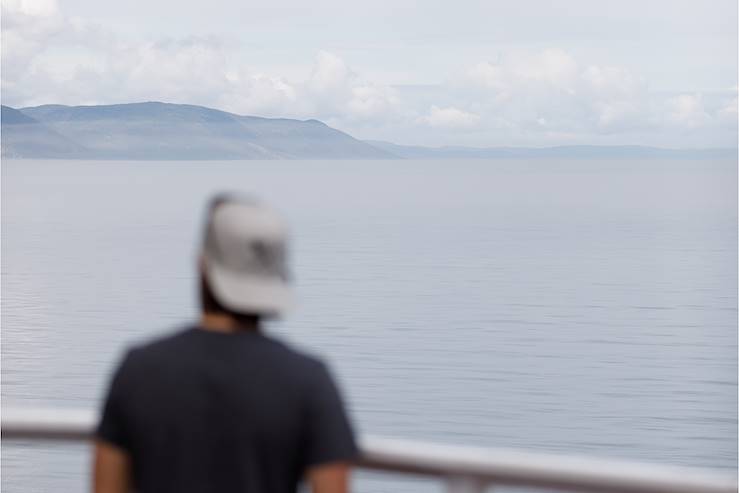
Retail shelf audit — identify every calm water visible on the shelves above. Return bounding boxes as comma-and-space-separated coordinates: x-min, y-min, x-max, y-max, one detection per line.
2, 159, 737, 492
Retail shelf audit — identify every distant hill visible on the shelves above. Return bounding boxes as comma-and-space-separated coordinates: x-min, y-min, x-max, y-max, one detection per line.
365, 140, 737, 160
1, 105, 89, 158
2, 102, 393, 159
2, 102, 735, 160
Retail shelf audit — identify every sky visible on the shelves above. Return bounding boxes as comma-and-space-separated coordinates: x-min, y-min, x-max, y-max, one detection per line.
2, 0, 737, 147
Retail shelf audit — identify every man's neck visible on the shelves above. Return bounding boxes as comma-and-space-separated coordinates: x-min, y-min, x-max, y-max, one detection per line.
200, 312, 260, 334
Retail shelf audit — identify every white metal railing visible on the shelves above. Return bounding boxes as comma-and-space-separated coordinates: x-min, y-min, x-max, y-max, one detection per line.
2, 407, 737, 493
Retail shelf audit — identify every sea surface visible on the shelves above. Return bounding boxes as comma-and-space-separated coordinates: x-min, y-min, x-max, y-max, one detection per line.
2, 159, 737, 492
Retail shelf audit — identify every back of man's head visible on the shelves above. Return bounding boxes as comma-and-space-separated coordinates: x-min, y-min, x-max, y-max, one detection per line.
199, 193, 292, 319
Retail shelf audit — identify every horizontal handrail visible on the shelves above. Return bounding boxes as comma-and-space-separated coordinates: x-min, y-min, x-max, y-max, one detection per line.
2, 407, 737, 493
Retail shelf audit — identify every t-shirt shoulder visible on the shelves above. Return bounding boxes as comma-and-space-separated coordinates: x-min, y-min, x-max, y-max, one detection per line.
127, 326, 196, 353
124, 326, 328, 375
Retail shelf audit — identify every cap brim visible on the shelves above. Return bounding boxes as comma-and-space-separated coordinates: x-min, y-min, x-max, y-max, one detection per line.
204, 258, 293, 317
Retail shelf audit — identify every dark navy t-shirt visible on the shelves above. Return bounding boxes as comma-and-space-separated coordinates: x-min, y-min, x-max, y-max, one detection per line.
96, 327, 357, 493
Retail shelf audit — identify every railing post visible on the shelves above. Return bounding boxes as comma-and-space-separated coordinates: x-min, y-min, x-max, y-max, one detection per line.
446, 475, 487, 493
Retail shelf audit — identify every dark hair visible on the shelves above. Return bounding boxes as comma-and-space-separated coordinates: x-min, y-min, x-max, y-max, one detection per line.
199, 271, 260, 327
206, 192, 257, 217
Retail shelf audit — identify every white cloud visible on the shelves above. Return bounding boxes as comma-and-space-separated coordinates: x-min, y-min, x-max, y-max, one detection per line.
581, 65, 641, 98
717, 94, 737, 123
590, 100, 640, 129
418, 105, 480, 129
457, 49, 657, 135
1, 1, 736, 148
4, 0, 59, 16
309, 51, 353, 93
665, 94, 711, 128
513, 48, 579, 88
346, 84, 399, 119
1, 5, 398, 122
466, 61, 508, 92
1, 0, 64, 82
219, 73, 297, 116
580, 65, 647, 131
303, 51, 400, 122
465, 49, 578, 95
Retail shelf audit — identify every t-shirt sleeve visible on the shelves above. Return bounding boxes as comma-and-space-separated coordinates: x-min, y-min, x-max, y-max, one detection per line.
95, 350, 134, 451
303, 362, 358, 467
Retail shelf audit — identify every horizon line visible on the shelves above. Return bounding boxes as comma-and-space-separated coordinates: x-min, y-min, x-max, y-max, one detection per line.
4, 101, 737, 152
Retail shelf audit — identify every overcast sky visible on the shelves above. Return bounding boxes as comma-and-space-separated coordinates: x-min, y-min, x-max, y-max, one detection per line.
2, 0, 737, 147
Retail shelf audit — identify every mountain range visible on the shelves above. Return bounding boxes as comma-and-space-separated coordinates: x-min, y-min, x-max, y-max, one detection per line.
1, 103, 391, 159
1, 102, 735, 160
366, 140, 736, 160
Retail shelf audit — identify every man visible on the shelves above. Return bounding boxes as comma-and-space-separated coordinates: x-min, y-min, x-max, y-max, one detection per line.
94, 194, 358, 493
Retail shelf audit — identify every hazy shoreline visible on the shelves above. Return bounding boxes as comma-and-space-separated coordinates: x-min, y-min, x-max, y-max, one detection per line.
3, 103, 736, 160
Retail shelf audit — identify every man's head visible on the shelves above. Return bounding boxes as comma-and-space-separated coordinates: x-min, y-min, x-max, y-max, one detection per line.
199, 193, 292, 320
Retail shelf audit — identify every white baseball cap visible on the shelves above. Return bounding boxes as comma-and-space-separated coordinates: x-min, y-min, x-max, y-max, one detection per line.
201, 194, 292, 317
